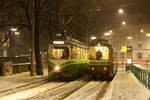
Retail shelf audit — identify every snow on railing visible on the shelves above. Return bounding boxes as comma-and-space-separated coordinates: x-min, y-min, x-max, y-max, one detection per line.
130, 65, 150, 90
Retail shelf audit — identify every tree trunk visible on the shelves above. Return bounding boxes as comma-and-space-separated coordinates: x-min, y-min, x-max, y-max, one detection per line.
34, 0, 43, 75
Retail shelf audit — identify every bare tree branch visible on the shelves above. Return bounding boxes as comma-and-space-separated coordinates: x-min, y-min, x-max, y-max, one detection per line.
18, 0, 32, 30
39, 0, 48, 10
0, 32, 12, 47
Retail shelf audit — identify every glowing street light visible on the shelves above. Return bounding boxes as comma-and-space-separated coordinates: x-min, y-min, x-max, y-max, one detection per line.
118, 9, 124, 14
109, 30, 112, 33
138, 41, 142, 43
127, 36, 132, 40
10, 28, 18, 32
104, 32, 111, 36
91, 36, 96, 40
15, 32, 20, 35
140, 29, 144, 33
146, 33, 150, 37
122, 21, 126, 25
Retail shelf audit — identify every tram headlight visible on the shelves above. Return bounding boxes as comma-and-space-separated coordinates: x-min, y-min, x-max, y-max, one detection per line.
55, 66, 60, 71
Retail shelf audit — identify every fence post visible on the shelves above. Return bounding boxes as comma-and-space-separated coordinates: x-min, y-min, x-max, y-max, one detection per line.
148, 72, 150, 89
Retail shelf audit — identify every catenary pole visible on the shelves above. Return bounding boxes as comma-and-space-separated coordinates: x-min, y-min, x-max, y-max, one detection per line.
30, 0, 36, 76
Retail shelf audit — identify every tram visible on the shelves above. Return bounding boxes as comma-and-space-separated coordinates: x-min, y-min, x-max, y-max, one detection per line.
88, 39, 118, 80
47, 36, 89, 80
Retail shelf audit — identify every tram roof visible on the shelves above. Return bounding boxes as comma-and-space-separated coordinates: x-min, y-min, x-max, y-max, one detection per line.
89, 39, 112, 47
50, 36, 88, 49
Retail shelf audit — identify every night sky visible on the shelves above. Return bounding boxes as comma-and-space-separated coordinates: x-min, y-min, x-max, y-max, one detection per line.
0, 0, 150, 56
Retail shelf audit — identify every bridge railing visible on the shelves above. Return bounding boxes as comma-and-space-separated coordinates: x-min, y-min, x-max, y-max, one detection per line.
130, 65, 150, 90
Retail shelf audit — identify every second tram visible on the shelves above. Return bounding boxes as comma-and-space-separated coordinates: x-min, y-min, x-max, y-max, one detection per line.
88, 39, 118, 80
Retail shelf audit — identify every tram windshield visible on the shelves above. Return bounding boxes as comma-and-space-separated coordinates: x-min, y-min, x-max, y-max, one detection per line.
89, 46, 109, 60
51, 46, 69, 60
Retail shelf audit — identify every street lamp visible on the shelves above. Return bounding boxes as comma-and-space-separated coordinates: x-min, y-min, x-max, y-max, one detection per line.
91, 36, 96, 40
104, 32, 111, 36
122, 21, 126, 25
109, 30, 112, 33
127, 36, 132, 40
14, 32, 20, 35
138, 41, 142, 43
10, 28, 18, 32
140, 29, 144, 33
118, 8, 124, 14
146, 33, 150, 37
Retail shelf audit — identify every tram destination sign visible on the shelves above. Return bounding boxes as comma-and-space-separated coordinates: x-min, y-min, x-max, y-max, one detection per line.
53, 41, 64, 44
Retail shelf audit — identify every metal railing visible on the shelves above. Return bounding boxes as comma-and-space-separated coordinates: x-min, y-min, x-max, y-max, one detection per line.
130, 65, 150, 90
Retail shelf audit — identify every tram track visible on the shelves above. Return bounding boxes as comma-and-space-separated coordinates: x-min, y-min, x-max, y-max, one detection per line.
28, 78, 109, 100
27, 77, 89, 100
0, 76, 109, 100
0, 78, 48, 97
64, 81, 109, 100
96, 81, 109, 100
0, 76, 88, 100
0, 80, 67, 100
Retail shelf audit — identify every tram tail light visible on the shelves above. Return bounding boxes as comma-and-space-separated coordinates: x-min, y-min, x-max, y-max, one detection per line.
103, 67, 108, 71
90, 67, 95, 71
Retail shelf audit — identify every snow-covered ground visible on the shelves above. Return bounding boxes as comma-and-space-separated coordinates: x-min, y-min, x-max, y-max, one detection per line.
0, 82, 66, 100
0, 67, 48, 92
0, 67, 150, 100
101, 68, 150, 100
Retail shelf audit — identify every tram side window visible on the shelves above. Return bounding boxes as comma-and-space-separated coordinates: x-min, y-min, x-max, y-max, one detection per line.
82, 49, 88, 59
80, 48, 83, 59
77, 47, 81, 60
85, 50, 88, 59
51, 47, 69, 60
71, 47, 77, 60
71, 47, 87, 60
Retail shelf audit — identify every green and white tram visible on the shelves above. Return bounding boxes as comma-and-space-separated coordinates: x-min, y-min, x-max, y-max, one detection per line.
88, 39, 118, 80
47, 36, 89, 80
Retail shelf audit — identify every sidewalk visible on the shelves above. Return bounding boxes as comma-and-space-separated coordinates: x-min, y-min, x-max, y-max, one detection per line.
101, 67, 150, 100
0, 66, 48, 93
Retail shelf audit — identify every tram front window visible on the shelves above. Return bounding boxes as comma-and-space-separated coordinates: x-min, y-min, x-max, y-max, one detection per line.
89, 46, 109, 60
51, 47, 69, 60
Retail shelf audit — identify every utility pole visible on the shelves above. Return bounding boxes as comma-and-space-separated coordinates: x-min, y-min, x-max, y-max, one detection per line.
30, 0, 37, 76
